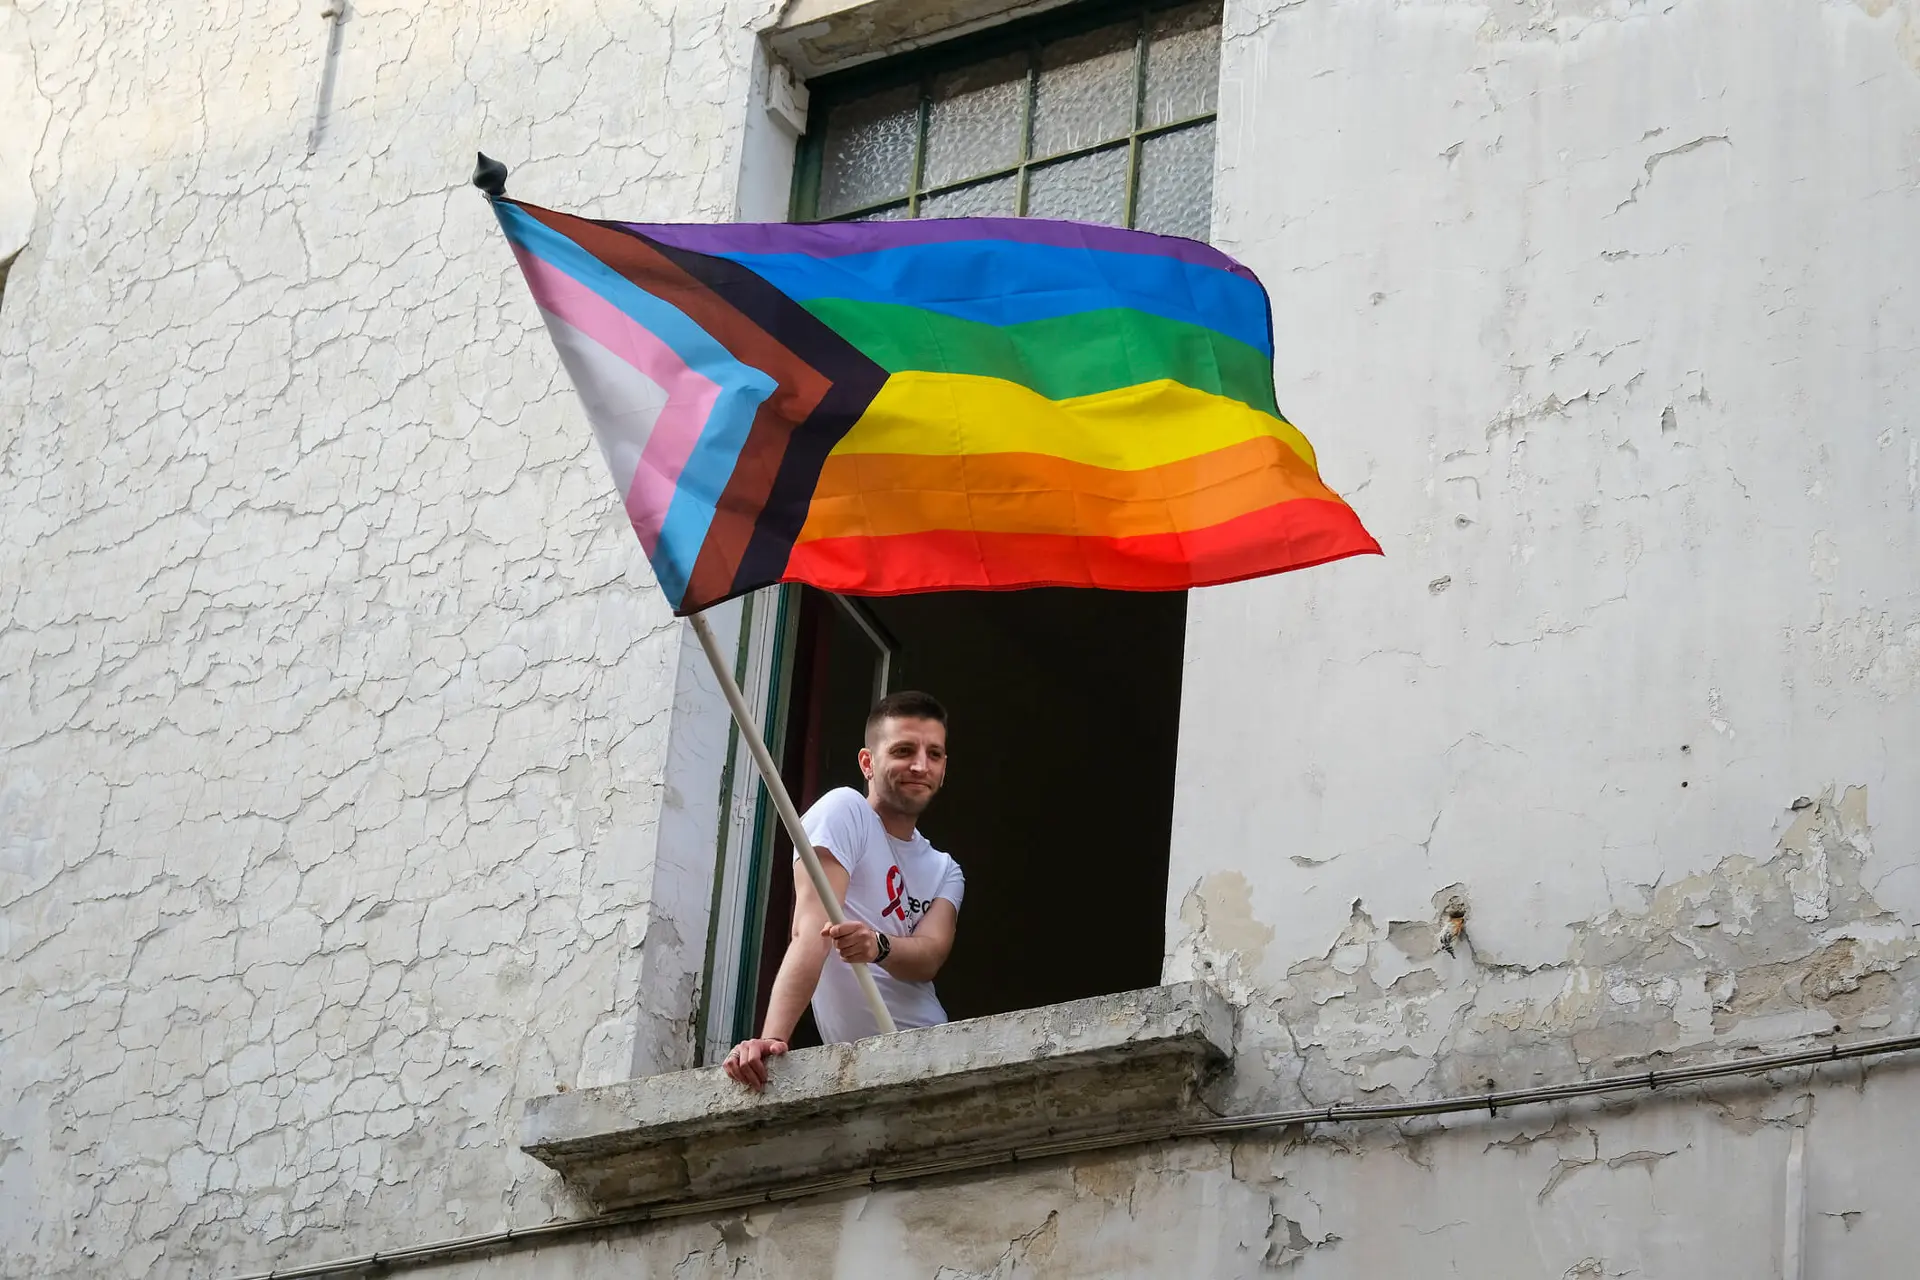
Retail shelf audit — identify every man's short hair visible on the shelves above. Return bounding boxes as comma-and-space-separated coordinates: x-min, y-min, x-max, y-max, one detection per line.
865, 690, 947, 745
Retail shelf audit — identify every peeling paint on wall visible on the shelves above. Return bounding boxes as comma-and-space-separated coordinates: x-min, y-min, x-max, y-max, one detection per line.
0, 0, 775, 1272
1188, 788, 1919, 1112
5, 0, 1919, 1274
1178, 869, 1277, 999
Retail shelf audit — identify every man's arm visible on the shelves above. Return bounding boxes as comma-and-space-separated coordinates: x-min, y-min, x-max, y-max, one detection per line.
762, 851, 847, 1039
822, 898, 957, 983
722, 849, 847, 1090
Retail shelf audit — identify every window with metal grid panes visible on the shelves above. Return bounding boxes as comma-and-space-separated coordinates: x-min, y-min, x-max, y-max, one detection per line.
797, 0, 1220, 241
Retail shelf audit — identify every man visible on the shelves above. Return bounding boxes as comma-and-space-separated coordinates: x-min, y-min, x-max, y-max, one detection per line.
723, 690, 964, 1090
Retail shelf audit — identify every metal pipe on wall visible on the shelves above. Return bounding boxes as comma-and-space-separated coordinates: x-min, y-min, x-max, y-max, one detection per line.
237, 1031, 1920, 1280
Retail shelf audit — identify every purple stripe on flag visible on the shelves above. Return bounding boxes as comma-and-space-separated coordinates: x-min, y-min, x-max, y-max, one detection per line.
622, 217, 1258, 284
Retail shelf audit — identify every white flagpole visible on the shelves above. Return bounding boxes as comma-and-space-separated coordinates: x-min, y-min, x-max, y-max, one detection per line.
687, 608, 898, 1037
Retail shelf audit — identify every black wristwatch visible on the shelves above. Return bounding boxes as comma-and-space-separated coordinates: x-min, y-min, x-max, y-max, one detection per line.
874, 932, 892, 965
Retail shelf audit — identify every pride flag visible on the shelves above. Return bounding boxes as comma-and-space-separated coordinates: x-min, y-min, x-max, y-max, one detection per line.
492, 197, 1380, 615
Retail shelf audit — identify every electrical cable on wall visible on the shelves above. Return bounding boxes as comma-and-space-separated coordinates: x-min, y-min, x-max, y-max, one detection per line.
238, 1030, 1920, 1280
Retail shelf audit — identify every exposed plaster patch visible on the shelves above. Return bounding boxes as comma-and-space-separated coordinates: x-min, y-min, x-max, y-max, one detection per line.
1611, 134, 1732, 215
1262, 1208, 1342, 1269
1805, 601, 1920, 695
1176, 870, 1277, 998
1854, 0, 1920, 72
1233, 788, 1917, 1110
1068, 1149, 1140, 1210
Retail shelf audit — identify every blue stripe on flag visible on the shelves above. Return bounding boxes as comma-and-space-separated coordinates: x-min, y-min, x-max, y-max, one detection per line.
705, 240, 1272, 356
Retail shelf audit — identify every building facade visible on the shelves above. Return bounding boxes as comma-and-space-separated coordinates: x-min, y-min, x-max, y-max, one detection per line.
4, 0, 1919, 1276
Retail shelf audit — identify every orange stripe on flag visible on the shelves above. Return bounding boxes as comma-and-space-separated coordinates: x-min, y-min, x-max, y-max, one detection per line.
783, 498, 1382, 597
795, 435, 1341, 544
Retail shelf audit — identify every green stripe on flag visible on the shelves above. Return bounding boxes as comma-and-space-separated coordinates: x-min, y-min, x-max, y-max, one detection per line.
803, 298, 1281, 417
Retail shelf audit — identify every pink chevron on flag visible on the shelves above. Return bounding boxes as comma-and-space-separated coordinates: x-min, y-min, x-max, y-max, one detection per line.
513, 245, 721, 554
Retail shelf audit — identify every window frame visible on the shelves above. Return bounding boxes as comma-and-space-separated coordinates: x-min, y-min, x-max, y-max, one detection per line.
790, 0, 1221, 227
696, 586, 798, 1065
698, 586, 899, 1063
698, 0, 1223, 1062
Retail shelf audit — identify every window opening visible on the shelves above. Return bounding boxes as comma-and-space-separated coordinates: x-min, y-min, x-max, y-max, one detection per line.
716, 0, 1219, 1057
745, 588, 1185, 1050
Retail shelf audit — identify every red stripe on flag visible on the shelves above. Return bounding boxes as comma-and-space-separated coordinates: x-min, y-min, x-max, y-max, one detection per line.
781, 498, 1382, 597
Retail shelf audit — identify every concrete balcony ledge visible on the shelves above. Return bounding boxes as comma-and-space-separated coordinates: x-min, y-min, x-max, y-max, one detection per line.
520, 981, 1234, 1209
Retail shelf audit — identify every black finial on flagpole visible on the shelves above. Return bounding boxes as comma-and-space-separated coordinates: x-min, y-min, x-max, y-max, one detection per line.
473, 152, 509, 199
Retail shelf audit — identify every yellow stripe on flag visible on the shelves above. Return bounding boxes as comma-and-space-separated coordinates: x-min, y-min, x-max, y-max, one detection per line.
836, 373, 1320, 473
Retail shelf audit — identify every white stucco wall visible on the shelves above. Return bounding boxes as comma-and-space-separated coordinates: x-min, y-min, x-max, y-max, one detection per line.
0, 0, 768, 1273
1166, 0, 1920, 1115
313, 1069, 1920, 1278
4, 0, 1919, 1277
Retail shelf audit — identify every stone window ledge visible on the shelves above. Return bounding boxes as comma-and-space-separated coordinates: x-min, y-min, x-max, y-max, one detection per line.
769, 0, 1078, 77
520, 982, 1233, 1209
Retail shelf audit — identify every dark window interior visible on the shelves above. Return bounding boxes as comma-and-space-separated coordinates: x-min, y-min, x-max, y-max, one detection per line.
750, 586, 1185, 1047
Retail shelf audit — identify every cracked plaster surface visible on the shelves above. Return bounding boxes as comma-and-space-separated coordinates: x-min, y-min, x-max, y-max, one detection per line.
290, 1064, 1920, 1278
1177, 0, 1920, 1106
1180, 787, 1920, 1112
0, 5, 51, 267
0, 0, 778, 1275
3, 0, 1920, 1276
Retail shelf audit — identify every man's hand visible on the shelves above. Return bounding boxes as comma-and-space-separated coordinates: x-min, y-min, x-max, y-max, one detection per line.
721, 1037, 788, 1091
822, 920, 883, 966
821, 902, 957, 983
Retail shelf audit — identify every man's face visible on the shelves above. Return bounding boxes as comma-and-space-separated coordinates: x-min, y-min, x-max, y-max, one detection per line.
861, 716, 948, 817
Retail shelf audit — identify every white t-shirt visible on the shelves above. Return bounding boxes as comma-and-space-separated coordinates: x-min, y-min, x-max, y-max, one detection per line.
799, 786, 965, 1044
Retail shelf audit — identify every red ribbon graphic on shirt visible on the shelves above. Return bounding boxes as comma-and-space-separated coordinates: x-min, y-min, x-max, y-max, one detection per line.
883, 866, 908, 921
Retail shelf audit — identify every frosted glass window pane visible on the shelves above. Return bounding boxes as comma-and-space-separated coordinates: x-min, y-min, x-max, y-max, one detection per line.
1032, 23, 1137, 158
920, 175, 1018, 219
818, 85, 920, 217
924, 54, 1029, 189
851, 204, 910, 222
1134, 123, 1215, 241
1144, 2, 1220, 128
1026, 146, 1129, 226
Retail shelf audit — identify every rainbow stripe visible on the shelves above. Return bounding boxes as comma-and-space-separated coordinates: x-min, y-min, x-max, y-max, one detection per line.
494, 200, 1379, 614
